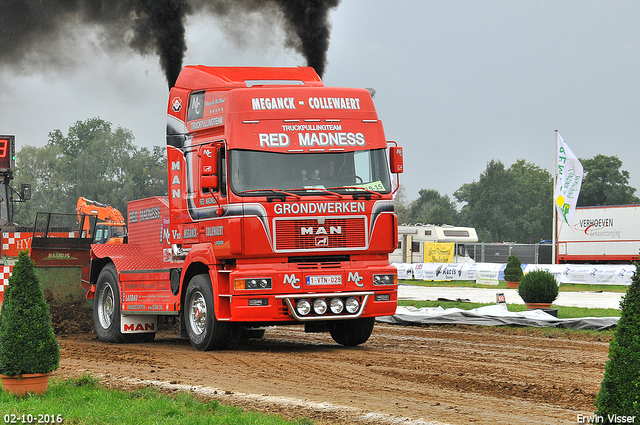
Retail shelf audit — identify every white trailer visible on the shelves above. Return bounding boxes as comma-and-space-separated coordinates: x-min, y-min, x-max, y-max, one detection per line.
389, 224, 478, 264
557, 204, 640, 263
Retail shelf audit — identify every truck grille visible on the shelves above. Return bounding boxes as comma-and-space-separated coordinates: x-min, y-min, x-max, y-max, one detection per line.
274, 217, 367, 251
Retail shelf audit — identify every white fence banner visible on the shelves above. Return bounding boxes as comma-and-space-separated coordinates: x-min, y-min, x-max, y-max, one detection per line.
475, 263, 504, 285
460, 263, 479, 281
416, 263, 478, 281
420, 263, 441, 280
412, 263, 425, 280
521, 264, 567, 284
392, 263, 414, 280
393, 262, 635, 285
523, 264, 635, 285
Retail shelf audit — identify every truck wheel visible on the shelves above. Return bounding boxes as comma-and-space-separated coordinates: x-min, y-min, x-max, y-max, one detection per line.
327, 317, 375, 346
184, 273, 235, 351
94, 263, 125, 343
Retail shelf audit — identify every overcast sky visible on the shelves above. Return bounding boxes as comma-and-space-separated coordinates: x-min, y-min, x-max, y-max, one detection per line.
1, 0, 639, 203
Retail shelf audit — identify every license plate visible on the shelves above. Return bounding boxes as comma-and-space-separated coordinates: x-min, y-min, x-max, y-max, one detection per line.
306, 275, 342, 286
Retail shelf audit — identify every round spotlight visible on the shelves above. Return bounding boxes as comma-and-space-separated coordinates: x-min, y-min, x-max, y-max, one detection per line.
329, 298, 344, 314
260, 279, 268, 288
296, 299, 311, 316
345, 297, 360, 314
313, 298, 328, 315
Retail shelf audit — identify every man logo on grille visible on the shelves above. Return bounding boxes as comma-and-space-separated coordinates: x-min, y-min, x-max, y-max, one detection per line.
301, 226, 342, 235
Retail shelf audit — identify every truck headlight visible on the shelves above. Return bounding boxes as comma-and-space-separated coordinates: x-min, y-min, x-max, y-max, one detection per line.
345, 297, 360, 314
296, 299, 311, 316
313, 298, 328, 315
329, 298, 344, 314
373, 274, 396, 285
234, 278, 272, 290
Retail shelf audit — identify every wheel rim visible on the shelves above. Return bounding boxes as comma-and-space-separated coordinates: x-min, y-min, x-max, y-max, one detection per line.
98, 284, 114, 329
189, 290, 208, 336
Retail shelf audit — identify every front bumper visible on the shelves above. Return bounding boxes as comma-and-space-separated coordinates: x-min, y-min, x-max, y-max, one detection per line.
275, 291, 373, 321
218, 265, 398, 322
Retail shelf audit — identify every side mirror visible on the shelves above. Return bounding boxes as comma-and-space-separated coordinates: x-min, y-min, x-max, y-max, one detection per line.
389, 146, 404, 173
199, 145, 218, 190
201, 175, 219, 190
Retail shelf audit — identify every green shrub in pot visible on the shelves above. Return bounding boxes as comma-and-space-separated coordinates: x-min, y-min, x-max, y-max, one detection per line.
504, 255, 523, 285
517, 269, 559, 304
0, 251, 60, 379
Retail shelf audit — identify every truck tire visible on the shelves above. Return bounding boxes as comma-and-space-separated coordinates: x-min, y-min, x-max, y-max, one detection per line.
184, 273, 235, 351
94, 263, 125, 343
327, 317, 375, 346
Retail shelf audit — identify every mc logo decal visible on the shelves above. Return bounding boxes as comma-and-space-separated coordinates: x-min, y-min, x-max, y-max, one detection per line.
348, 272, 364, 287
283, 274, 301, 289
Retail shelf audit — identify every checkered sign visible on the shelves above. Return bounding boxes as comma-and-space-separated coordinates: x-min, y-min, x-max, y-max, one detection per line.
0, 265, 13, 302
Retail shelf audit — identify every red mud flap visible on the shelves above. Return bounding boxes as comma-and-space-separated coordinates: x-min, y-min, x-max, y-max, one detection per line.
121, 315, 157, 334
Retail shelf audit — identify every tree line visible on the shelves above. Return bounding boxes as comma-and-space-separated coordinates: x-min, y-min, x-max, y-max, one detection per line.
395, 155, 639, 243
10, 117, 638, 243
12, 117, 167, 226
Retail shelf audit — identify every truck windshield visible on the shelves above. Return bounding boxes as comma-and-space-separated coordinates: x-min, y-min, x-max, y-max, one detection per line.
229, 149, 392, 196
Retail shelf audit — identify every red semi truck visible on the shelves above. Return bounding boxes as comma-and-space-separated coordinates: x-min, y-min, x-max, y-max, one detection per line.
88, 66, 403, 350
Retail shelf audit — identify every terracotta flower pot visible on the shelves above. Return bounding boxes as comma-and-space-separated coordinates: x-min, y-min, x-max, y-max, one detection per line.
505, 281, 519, 289
1, 372, 51, 396
525, 302, 552, 310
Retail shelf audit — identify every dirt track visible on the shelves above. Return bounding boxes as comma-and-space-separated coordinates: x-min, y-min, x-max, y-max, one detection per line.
52, 317, 612, 425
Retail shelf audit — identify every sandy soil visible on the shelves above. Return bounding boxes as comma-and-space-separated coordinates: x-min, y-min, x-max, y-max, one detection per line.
50, 303, 612, 425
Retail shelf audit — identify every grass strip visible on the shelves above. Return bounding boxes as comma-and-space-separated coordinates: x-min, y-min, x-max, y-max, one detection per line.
0, 374, 313, 425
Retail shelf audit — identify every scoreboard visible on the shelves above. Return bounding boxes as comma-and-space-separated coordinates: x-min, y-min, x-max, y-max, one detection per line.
0, 135, 15, 173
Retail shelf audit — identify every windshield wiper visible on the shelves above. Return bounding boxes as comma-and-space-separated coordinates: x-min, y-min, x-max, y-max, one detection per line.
238, 188, 301, 200
289, 187, 342, 198
328, 186, 384, 199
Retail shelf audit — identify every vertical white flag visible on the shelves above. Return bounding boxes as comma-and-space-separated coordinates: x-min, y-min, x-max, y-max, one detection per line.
555, 133, 583, 228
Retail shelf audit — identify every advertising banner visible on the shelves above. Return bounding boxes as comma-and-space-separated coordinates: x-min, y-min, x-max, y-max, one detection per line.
475, 263, 504, 285
458, 263, 478, 281
394, 262, 634, 285
423, 242, 454, 263
555, 133, 583, 228
392, 262, 414, 280
412, 263, 425, 280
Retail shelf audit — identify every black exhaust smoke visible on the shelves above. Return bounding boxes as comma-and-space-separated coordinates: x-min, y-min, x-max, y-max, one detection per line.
275, 0, 341, 79
0, 0, 341, 88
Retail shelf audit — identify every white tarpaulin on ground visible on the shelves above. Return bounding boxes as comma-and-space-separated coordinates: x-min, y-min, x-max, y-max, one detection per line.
377, 305, 619, 330
391, 262, 635, 285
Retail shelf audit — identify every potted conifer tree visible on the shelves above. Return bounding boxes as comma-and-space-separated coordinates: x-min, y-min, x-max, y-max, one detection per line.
0, 251, 60, 395
504, 255, 524, 289
595, 261, 640, 417
517, 269, 559, 310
